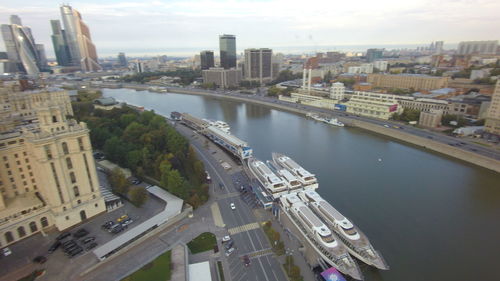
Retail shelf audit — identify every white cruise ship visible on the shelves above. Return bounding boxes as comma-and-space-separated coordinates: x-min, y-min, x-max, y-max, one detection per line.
298, 190, 389, 270
267, 160, 303, 192
247, 158, 288, 198
203, 119, 231, 134
280, 194, 363, 280
272, 153, 318, 190
324, 118, 344, 127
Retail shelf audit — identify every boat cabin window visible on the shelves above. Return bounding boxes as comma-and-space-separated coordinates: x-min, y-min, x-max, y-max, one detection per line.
342, 226, 358, 236
320, 233, 335, 243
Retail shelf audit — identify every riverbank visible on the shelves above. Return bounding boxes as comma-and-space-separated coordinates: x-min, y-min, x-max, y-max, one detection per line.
152, 87, 500, 173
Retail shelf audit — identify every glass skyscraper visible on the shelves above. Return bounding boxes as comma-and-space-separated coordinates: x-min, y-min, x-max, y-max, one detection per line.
200, 50, 215, 70
50, 19, 71, 67
219, 34, 236, 69
1, 15, 41, 76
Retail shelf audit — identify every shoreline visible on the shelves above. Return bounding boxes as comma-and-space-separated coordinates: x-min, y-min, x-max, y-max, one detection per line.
113, 85, 500, 173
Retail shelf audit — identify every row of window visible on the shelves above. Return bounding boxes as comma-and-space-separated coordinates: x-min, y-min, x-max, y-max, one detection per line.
3, 217, 48, 243
45, 138, 85, 160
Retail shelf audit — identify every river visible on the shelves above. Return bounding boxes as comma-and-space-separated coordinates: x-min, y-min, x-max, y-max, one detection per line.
102, 88, 500, 281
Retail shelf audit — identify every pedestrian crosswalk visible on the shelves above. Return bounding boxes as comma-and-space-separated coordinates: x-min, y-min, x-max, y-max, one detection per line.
247, 248, 273, 258
218, 192, 240, 200
228, 222, 260, 235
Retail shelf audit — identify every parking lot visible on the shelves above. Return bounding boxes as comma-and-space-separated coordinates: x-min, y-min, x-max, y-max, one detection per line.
0, 170, 165, 281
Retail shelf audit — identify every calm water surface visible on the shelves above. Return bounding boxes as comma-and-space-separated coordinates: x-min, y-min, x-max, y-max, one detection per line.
103, 88, 500, 281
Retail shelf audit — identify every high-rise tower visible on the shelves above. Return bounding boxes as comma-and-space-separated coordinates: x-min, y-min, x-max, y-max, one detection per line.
219, 34, 236, 69
0, 15, 41, 76
59, 5, 101, 72
50, 19, 71, 66
200, 50, 215, 70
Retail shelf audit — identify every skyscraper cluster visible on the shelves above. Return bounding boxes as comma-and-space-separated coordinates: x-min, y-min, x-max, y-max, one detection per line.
1, 15, 47, 76
1, 5, 101, 75
53, 5, 101, 72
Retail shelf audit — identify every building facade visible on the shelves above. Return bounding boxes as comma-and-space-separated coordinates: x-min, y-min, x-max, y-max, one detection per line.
117, 52, 127, 67
373, 61, 388, 71
200, 50, 215, 70
330, 82, 345, 100
244, 48, 273, 84
367, 73, 449, 91
419, 110, 443, 128
50, 20, 71, 67
457, 41, 498, 55
60, 5, 101, 72
485, 81, 500, 135
0, 84, 106, 247
202, 67, 242, 88
344, 91, 401, 120
219, 34, 236, 69
366, 48, 383, 62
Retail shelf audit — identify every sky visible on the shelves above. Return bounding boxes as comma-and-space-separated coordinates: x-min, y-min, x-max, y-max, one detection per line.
0, 0, 499, 58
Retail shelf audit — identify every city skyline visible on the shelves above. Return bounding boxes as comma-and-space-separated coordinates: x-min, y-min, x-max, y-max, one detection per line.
0, 0, 499, 57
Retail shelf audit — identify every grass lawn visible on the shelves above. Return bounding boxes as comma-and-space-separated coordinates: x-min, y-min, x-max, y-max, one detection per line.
187, 232, 216, 254
121, 250, 171, 281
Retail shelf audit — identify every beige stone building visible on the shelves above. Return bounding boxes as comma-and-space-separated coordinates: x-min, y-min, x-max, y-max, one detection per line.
419, 110, 443, 128
367, 73, 449, 91
344, 91, 402, 120
202, 67, 242, 88
0, 83, 105, 247
485, 81, 500, 135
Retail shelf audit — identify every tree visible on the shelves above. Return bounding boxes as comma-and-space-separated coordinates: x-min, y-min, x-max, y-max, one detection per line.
108, 168, 130, 195
267, 86, 281, 97
323, 71, 333, 84
128, 187, 148, 207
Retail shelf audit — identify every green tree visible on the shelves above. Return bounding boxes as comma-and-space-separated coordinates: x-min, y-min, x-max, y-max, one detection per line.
323, 71, 333, 84
128, 187, 148, 207
108, 168, 130, 195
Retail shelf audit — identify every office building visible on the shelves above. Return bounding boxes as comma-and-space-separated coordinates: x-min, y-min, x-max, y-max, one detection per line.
344, 91, 401, 120
50, 20, 71, 67
60, 5, 101, 72
219, 34, 236, 69
367, 73, 449, 91
244, 48, 273, 84
419, 110, 443, 128
398, 98, 449, 113
0, 83, 106, 247
366, 48, 384, 62
485, 81, 500, 135
35, 44, 48, 71
434, 41, 444, 54
202, 67, 242, 88
134, 60, 144, 73
348, 63, 373, 74
373, 61, 388, 71
1, 16, 41, 76
330, 82, 345, 100
457, 41, 498, 55
200, 50, 215, 70
117, 52, 127, 67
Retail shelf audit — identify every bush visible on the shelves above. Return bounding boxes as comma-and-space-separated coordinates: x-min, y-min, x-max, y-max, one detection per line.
128, 187, 148, 207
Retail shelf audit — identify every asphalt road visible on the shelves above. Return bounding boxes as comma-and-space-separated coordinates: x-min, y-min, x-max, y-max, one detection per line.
176, 123, 288, 281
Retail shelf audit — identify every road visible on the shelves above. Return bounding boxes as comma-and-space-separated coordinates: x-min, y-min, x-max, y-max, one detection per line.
175, 123, 288, 281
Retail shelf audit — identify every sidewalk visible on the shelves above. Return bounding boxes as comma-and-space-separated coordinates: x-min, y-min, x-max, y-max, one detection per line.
255, 209, 317, 281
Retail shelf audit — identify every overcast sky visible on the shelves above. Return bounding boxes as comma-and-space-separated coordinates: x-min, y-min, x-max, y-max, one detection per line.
1, 0, 499, 57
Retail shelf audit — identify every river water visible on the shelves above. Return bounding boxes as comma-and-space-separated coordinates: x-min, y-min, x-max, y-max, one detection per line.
103, 88, 500, 281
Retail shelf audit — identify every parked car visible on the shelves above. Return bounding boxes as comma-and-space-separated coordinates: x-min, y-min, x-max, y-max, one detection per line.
225, 247, 235, 257
222, 235, 231, 243
243, 255, 251, 267
117, 215, 128, 222
62, 239, 76, 247
56, 232, 71, 240
101, 221, 114, 230
85, 242, 98, 251
33, 256, 47, 264
230, 203, 236, 210
111, 224, 126, 234
2, 247, 12, 256
224, 240, 234, 250
67, 247, 83, 258
73, 228, 89, 238
131, 179, 141, 185
64, 243, 79, 253
81, 237, 96, 244
122, 218, 133, 226
48, 241, 61, 253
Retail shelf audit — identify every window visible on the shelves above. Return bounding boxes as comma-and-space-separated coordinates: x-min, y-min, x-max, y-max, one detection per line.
65, 216, 69, 220
17, 226, 26, 238
5, 231, 14, 243
73, 186, 80, 197
44, 145, 52, 160
52, 115, 57, 123
2, 156, 7, 161
29, 222, 37, 233
77, 199, 81, 204
95, 203, 98, 207
25, 158, 29, 163
5, 163, 9, 168
66, 157, 73, 169
62, 142, 69, 155
70, 172, 76, 184
23, 152, 27, 156
14, 153, 18, 158
78, 137, 84, 151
